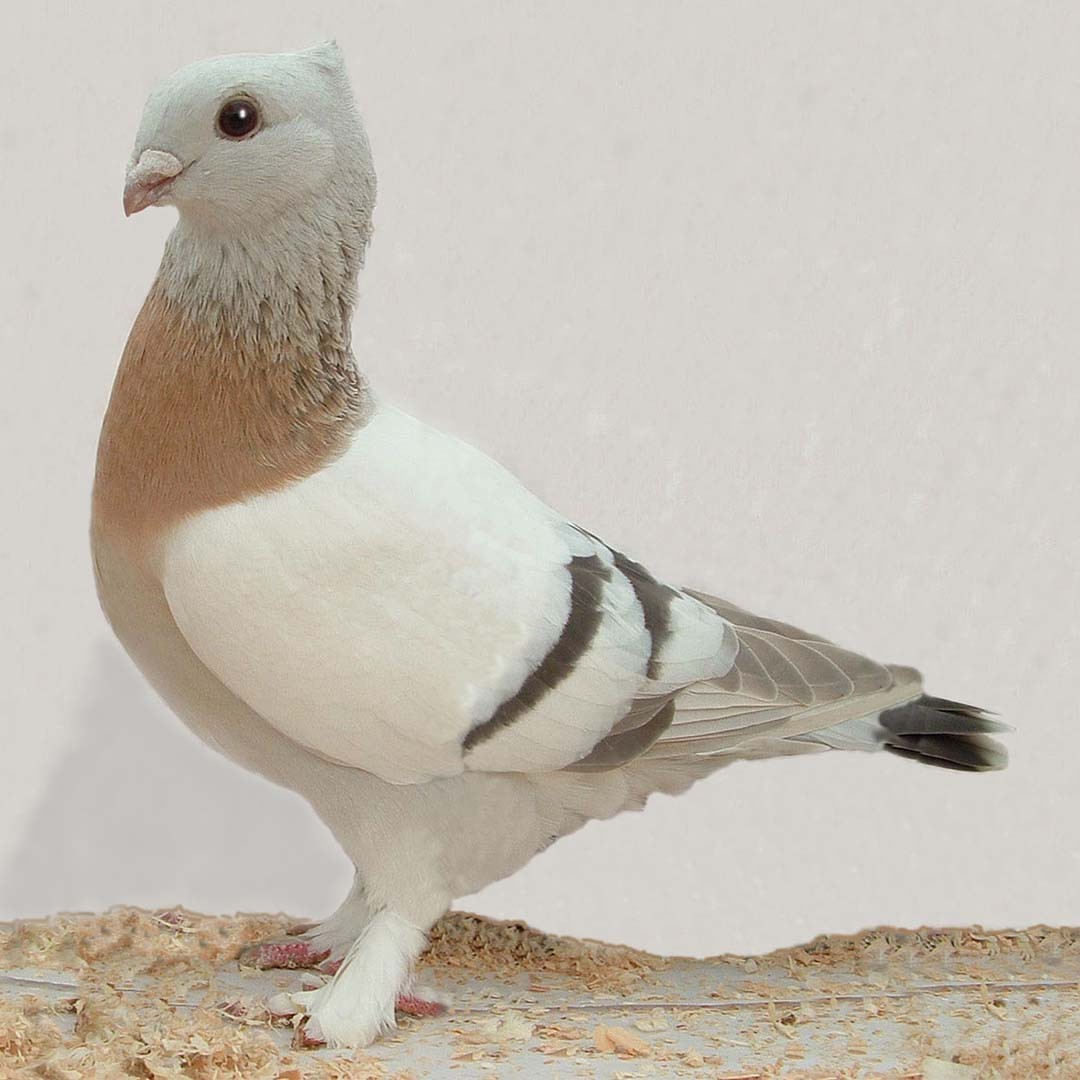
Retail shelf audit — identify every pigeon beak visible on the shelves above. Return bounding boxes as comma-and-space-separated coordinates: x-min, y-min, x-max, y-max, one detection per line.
123, 150, 184, 216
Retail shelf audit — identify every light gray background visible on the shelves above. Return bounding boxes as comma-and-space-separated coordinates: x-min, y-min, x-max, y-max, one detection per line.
1, 2, 1076, 957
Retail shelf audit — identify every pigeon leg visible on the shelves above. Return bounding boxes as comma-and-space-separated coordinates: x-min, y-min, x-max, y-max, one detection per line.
287, 907, 433, 1048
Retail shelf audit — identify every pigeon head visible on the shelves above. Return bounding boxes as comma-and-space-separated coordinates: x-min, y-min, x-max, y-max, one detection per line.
124, 44, 377, 346
124, 42, 376, 236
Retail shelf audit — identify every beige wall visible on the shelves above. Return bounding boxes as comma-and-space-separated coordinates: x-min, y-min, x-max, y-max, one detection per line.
1, 1, 1076, 955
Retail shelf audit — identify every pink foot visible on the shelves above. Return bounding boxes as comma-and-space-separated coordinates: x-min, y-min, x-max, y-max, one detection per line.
396, 993, 446, 1018
239, 939, 331, 970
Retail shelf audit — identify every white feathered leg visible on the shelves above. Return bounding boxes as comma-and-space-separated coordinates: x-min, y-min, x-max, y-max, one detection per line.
289, 908, 429, 1047
293, 874, 373, 971
282, 768, 554, 1046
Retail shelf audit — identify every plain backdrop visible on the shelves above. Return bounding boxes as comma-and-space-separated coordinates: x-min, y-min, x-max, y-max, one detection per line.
1, 2, 1077, 957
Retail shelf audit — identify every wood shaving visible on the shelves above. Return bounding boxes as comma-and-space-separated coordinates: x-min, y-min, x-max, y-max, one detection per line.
420, 911, 660, 992
2, 909, 1077, 1077
0, 995, 65, 1065
534, 1023, 587, 1041
593, 1024, 651, 1057
951, 1030, 1080, 1076
455, 1011, 532, 1045
921, 1058, 979, 1079
631, 1008, 669, 1032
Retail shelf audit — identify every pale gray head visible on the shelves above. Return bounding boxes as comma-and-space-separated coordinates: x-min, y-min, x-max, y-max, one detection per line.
126, 43, 377, 348
125, 42, 375, 233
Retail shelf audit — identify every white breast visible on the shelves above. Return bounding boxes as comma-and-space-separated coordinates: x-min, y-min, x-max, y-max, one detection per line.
159, 404, 623, 780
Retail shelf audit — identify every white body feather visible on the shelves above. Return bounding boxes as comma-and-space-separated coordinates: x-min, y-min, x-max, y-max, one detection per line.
161, 401, 736, 781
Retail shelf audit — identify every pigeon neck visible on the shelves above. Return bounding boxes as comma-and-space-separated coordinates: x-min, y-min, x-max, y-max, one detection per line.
156, 203, 370, 359
94, 206, 376, 548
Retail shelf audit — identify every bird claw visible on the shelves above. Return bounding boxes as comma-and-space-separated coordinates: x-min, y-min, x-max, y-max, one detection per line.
250, 987, 445, 1047
293, 1015, 326, 1048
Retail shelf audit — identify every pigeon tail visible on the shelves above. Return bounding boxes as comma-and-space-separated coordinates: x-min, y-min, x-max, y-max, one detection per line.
794, 693, 1009, 772
878, 695, 1010, 772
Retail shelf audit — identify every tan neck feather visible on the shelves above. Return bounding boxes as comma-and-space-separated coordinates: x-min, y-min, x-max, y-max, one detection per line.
93, 283, 369, 550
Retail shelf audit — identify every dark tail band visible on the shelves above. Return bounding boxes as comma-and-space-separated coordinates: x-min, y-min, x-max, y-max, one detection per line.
880, 695, 1009, 772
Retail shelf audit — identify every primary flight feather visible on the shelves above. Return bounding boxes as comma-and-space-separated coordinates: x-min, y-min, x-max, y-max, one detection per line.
93, 42, 1008, 1048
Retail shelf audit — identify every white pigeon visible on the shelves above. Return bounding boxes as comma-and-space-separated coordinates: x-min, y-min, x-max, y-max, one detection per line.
93, 43, 1008, 1048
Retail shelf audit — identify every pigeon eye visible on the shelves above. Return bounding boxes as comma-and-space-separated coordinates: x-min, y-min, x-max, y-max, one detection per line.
216, 99, 260, 140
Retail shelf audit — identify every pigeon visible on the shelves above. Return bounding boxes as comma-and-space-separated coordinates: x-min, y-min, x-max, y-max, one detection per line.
93, 42, 1008, 1048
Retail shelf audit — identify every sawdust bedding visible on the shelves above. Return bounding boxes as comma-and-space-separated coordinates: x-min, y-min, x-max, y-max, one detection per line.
1, 908, 1077, 1078
0, 909, 659, 1079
